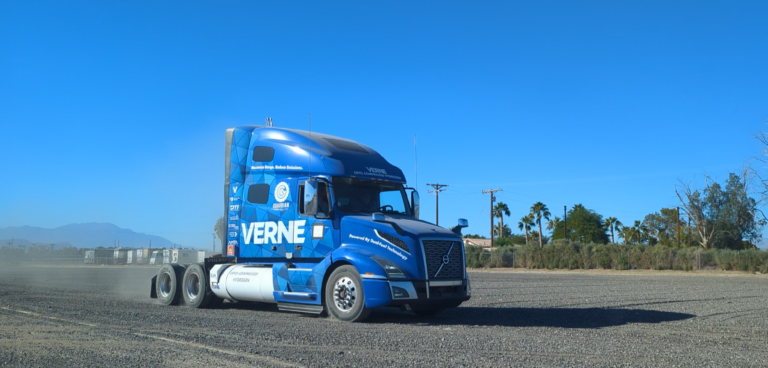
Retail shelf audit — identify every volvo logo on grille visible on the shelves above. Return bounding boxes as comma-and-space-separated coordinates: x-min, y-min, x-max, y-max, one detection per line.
442, 254, 450, 265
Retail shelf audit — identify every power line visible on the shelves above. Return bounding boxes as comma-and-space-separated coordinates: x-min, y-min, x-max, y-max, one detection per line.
427, 183, 448, 226
482, 188, 502, 248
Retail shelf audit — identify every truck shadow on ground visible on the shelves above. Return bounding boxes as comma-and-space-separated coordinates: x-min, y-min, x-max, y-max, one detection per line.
366, 306, 695, 329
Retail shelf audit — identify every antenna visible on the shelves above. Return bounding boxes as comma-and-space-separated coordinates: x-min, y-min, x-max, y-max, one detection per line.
308, 114, 311, 177
414, 134, 418, 188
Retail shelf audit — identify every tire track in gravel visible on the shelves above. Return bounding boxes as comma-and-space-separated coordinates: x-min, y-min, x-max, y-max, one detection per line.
0, 306, 304, 368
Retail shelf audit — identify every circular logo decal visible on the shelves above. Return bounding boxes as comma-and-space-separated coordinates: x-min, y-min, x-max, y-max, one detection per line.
274, 182, 290, 202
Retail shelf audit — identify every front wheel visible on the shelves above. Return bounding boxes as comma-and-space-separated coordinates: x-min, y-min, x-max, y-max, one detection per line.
324, 266, 370, 322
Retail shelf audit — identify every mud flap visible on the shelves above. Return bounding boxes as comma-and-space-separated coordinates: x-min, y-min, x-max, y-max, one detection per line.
150, 275, 157, 299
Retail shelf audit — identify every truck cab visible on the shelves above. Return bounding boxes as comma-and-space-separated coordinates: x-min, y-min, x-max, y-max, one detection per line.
152, 126, 470, 321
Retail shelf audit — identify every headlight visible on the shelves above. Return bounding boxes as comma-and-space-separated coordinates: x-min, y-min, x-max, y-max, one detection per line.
372, 258, 407, 279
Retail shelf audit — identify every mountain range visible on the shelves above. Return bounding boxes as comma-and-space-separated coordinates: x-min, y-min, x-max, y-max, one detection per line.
0, 223, 174, 249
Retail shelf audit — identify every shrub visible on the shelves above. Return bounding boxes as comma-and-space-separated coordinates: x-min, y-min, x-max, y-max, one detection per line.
464, 242, 768, 272
488, 247, 514, 268
736, 249, 766, 272
714, 250, 737, 271
464, 245, 487, 268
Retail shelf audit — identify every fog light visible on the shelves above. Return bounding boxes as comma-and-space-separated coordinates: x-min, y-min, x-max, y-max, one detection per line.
392, 286, 410, 299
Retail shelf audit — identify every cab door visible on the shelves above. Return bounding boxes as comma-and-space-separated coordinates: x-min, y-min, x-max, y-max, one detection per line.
239, 177, 301, 259
295, 179, 337, 259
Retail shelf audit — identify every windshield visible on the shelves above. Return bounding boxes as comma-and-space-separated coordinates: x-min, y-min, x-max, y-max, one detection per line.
332, 177, 411, 215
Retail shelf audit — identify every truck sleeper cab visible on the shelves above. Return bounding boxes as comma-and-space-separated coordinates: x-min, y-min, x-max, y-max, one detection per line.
151, 125, 470, 321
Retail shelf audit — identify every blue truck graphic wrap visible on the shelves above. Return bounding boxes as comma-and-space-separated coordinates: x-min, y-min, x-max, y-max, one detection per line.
151, 125, 470, 321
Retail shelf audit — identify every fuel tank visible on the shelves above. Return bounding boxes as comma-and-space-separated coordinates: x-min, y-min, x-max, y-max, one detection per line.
210, 264, 275, 303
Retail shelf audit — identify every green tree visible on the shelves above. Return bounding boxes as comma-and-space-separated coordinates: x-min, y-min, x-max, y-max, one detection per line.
507, 233, 528, 245
518, 214, 535, 244
493, 223, 512, 238
215, 216, 226, 244
464, 234, 485, 239
550, 204, 609, 243
643, 208, 683, 246
603, 217, 623, 244
618, 225, 633, 245
530, 202, 551, 248
676, 172, 762, 249
493, 202, 511, 238
631, 220, 649, 244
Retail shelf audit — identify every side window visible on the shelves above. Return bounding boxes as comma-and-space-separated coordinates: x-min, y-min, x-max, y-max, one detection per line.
299, 181, 330, 217
247, 184, 270, 204
252, 146, 275, 162
298, 184, 306, 213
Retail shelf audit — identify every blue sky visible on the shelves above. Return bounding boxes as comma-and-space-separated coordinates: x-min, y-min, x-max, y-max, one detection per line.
1, 1, 767, 249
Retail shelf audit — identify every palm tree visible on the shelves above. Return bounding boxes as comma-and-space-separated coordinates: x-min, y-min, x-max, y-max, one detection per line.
546, 216, 560, 233
626, 220, 647, 245
493, 202, 511, 238
604, 217, 623, 244
214, 217, 225, 243
518, 214, 535, 244
493, 223, 511, 238
618, 226, 633, 245
530, 202, 551, 248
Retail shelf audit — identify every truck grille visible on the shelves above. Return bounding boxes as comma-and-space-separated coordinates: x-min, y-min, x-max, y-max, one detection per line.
422, 240, 464, 279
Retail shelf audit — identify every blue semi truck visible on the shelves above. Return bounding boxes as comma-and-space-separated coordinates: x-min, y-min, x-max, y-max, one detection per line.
151, 125, 470, 321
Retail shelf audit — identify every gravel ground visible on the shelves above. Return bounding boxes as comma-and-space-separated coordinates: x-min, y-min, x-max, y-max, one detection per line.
0, 264, 766, 367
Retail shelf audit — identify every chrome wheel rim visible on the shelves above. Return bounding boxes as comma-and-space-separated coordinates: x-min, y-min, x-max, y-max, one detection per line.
333, 276, 357, 312
185, 273, 200, 300
159, 271, 172, 298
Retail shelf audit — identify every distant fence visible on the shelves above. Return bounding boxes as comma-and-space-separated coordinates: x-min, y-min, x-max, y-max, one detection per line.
466, 241, 768, 273
0, 256, 84, 265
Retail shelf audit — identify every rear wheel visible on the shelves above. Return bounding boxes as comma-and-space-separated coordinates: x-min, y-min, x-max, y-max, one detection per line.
324, 266, 370, 322
156, 264, 184, 305
182, 263, 214, 308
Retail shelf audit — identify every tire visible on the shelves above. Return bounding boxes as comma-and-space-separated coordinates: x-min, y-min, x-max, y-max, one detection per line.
156, 264, 184, 305
324, 265, 370, 322
182, 263, 214, 308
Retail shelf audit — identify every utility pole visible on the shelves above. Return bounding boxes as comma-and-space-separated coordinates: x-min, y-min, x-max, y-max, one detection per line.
563, 205, 567, 241
482, 189, 502, 248
427, 183, 448, 225
676, 206, 681, 248
212, 233, 216, 252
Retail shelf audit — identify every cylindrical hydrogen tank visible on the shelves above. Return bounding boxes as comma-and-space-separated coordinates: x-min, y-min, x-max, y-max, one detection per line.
213, 264, 275, 303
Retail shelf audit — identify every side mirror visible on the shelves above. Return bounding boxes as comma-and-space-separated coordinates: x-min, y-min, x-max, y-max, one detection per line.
410, 190, 420, 219
303, 179, 318, 216
450, 218, 469, 236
